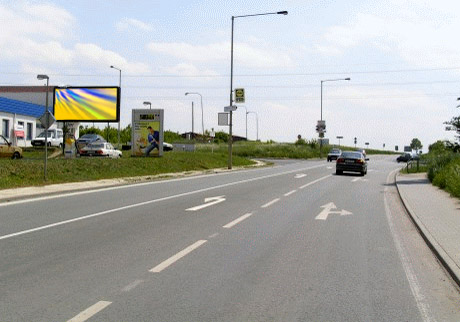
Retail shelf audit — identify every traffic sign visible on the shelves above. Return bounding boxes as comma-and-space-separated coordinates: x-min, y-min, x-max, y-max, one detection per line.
218, 113, 229, 126
39, 111, 56, 129
316, 120, 326, 133
234, 88, 245, 103
224, 105, 238, 112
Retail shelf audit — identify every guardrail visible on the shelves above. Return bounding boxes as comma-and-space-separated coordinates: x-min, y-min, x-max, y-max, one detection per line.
405, 159, 426, 173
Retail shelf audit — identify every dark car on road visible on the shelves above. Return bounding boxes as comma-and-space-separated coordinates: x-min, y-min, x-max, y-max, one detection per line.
327, 148, 342, 162
336, 151, 369, 176
396, 153, 412, 163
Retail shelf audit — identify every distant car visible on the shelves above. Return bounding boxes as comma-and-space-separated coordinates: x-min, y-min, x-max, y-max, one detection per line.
397, 153, 412, 163
79, 142, 122, 158
31, 128, 63, 147
163, 142, 173, 151
327, 148, 342, 162
0, 135, 23, 159
76, 134, 106, 153
336, 151, 369, 176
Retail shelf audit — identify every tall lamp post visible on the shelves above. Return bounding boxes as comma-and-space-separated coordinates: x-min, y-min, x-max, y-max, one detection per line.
185, 92, 204, 136
247, 111, 259, 141
228, 10, 288, 169
143, 101, 152, 109
319, 77, 350, 158
110, 65, 121, 148
37, 74, 49, 181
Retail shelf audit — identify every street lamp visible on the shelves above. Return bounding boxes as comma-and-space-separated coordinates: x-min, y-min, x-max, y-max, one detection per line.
228, 10, 288, 169
110, 65, 122, 147
319, 77, 350, 158
143, 101, 152, 109
185, 92, 204, 136
247, 111, 259, 141
37, 74, 49, 181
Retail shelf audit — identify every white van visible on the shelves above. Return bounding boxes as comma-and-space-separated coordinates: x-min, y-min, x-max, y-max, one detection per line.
31, 128, 64, 147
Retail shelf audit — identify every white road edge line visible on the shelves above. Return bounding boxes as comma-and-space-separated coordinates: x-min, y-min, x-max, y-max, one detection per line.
284, 190, 297, 196
384, 169, 433, 322
150, 240, 207, 273
223, 213, 253, 229
0, 164, 328, 241
299, 174, 332, 189
261, 198, 280, 208
67, 301, 112, 322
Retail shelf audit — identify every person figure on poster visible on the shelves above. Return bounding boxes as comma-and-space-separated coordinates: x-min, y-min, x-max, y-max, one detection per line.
145, 126, 159, 156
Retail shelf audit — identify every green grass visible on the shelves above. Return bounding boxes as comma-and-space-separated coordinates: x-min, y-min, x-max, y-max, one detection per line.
0, 151, 254, 189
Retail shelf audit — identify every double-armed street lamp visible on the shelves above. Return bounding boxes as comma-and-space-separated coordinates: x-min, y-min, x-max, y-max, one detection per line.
227, 10, 288, 169
37, 74, 49, 181
185, 92, 204, 136
319, 77, 350, 158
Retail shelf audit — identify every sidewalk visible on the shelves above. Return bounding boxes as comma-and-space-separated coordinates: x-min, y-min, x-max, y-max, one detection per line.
396, 172, 460, 287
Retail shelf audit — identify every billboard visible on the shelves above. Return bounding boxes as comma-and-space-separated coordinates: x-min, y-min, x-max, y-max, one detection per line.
53, 87, 120, 122
132, 109, 164, 157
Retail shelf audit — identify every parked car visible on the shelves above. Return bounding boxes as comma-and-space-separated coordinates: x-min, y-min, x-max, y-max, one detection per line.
327, 148, 342, 162
397, 153, 412, 163
163, 142, 173, 151
79, 142, 122, 158
76, 134, 106, 153
0, 135, 23, 159
31, 128, 63, 147
336, 151, 369, 176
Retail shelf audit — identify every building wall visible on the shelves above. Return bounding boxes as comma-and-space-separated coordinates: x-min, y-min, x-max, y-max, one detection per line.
0, 111, 37, 147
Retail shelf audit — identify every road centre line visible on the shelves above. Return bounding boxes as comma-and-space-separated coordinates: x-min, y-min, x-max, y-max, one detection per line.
223, 213, 253, 229
0, 164, 329, 241
261, 198, 280, 208
122, 279, 143, 292
284, 190, 297, 196
150, 240, 207, 273
67, 301, 112, 322
299, 174, 332, 189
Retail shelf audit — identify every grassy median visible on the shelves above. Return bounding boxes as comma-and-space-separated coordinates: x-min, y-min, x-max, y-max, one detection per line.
0, 151, 254, 189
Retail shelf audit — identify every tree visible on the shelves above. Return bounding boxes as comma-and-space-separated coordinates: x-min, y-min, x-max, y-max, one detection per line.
445, 115, 460, 140
410, 138, 423, 152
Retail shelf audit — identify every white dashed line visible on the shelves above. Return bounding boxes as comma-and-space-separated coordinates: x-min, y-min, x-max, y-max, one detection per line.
122, 279, 143, 292
299, 174, 332, 189
67, 301, 112, 322
261, 198, 280, 208
223, 213, 253, 228
150, 240, 207, 273
284, 190, 297, 196
208, 232, 219, 238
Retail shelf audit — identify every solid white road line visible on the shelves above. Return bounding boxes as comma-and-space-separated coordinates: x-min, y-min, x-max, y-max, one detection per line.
150, 240, 207, 273
284, 190, 297, 196
384, 169, 433, 322
223, 213, 253, 229
299, 174, 332, 189
67, 301, 112, 322
122, 279, 143, 292
261, 198, 280, 208
0, 165, 329, 241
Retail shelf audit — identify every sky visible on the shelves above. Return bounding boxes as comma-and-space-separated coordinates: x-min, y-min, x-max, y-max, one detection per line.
1, 0, 460, 151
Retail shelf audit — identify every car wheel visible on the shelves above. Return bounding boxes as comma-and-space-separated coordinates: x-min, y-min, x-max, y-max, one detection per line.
336, 169, 342, 175
11, 152, 20, 159
47, 142, 51, 147
59, 143, 63, 148
361, 171, 365, 176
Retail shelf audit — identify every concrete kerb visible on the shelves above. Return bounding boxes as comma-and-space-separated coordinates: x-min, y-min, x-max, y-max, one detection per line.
395, 172, 460, 288
0, 159, 269, 204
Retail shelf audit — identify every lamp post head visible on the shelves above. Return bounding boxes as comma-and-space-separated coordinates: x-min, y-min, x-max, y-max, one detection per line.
143, 101, 151, 105
345, 78, 351, 81
185, 92, 189, 96
277, 11, 288, 15
110, 65, 114, 68
37, 74, 49, 80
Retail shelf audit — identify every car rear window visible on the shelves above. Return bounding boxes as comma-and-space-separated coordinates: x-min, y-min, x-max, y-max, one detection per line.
342, 152, 361, 158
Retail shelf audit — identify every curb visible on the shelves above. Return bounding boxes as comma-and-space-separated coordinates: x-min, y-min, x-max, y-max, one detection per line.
0, 160, 269, 204
395, 172, 460, 288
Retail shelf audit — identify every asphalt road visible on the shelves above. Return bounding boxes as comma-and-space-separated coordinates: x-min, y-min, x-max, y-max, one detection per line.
1, 156, 459, 321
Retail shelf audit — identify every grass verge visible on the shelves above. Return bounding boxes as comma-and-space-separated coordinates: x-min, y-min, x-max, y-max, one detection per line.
0, 151, 254, 190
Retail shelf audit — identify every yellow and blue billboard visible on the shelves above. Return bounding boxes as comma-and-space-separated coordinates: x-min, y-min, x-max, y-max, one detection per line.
53, 87, 120, 122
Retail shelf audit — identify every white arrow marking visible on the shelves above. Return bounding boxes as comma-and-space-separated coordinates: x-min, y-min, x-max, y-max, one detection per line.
295, 173, 307, 178
186, 196, 226, 211
315, 202, 353, 220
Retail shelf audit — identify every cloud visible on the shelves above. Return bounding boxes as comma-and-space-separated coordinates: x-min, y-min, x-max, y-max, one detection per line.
147, 41, 294, 69
162, 63, 218, 77
116, 18, 153, 32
